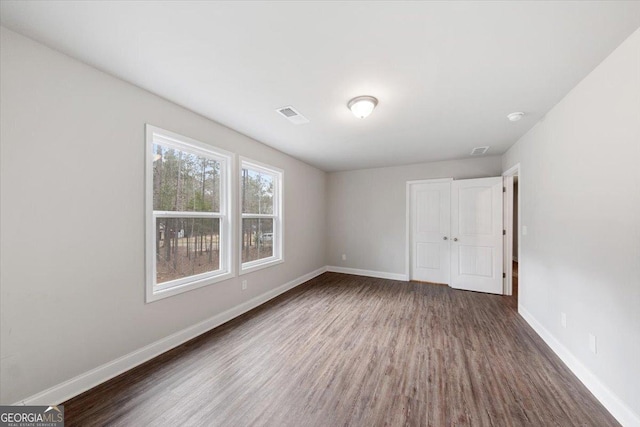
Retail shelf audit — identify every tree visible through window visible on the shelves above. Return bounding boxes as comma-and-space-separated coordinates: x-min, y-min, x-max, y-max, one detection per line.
241, 159, 282, 271
146, 126, 232, 301
153, 146, 221, 282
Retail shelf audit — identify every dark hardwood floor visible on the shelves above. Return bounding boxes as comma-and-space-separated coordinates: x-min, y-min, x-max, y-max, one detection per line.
63, 273, 617, 426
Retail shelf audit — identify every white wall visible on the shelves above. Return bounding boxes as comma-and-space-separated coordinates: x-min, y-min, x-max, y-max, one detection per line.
0, 27, 327, 404
503, 28, 640, 423
326, 156, 502, 275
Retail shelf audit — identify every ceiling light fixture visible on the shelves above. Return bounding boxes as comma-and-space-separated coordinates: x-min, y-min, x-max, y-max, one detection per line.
348, 96, 378, 119
507, 112, 525, 122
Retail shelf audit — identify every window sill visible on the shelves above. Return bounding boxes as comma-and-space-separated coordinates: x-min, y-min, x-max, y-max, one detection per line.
240, 257, 284, 276
146, 270, 234, 303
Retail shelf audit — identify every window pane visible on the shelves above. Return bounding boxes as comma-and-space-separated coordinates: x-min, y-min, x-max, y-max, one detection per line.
241, 218, 274, 263
155, 217, 221, 284
241, 168, 274, 214
153, 144, 221, 212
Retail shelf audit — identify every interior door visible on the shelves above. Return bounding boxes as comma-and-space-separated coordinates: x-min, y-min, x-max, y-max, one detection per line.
450, 177, 503, 294
410, 181, 451, 284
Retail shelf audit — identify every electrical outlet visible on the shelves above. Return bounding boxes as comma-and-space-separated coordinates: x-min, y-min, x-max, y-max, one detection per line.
561, 312, 567, 328
522, 225, 528, 236
342, 254, 347, 261
589, 333, 597, 354
241, 280, 247, 291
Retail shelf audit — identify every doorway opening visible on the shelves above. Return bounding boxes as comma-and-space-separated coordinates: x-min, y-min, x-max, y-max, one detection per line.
512, 176, 519, 301
502, 164, 520, 306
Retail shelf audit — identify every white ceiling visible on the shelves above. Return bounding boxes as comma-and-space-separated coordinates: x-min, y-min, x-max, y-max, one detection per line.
2, 1, 639, 171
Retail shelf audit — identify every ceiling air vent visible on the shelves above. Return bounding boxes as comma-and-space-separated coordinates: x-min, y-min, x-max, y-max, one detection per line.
470, 146, 490, 156
276, 106, 309, 125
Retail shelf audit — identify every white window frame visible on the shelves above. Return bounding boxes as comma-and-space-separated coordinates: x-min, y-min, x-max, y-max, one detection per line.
145, 125, 234, 302
239, 157, 284, 274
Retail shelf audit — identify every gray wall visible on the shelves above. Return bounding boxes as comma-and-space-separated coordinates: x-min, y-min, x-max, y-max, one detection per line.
326, 156, 502, 274
0, 28, 327, 404
503, 28, 640, 417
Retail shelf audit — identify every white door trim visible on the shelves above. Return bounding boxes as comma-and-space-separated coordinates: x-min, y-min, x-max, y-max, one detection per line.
502, 163, 520, 295
405, 178, 454, 280
503, 163, 520, 177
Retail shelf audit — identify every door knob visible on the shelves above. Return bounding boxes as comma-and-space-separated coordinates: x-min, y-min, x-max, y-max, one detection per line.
453, 237, 458, 242
443, 236, 448, 240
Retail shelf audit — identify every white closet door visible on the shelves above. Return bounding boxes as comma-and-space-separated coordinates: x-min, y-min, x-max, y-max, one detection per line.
450, 177, 503, 294
410, 181, 451, 284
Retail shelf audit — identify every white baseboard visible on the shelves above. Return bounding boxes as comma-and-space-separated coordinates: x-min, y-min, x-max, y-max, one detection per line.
326, 266, 408, 281
14, 266, 327, 406
518, 304, 640, 427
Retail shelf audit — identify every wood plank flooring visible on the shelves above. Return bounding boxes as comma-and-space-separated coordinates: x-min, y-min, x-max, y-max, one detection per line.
63, 273, 618, 426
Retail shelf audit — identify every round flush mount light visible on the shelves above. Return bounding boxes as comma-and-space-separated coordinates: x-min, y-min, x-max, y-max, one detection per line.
348, 96, 378, 119
507, 112, 525, 122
